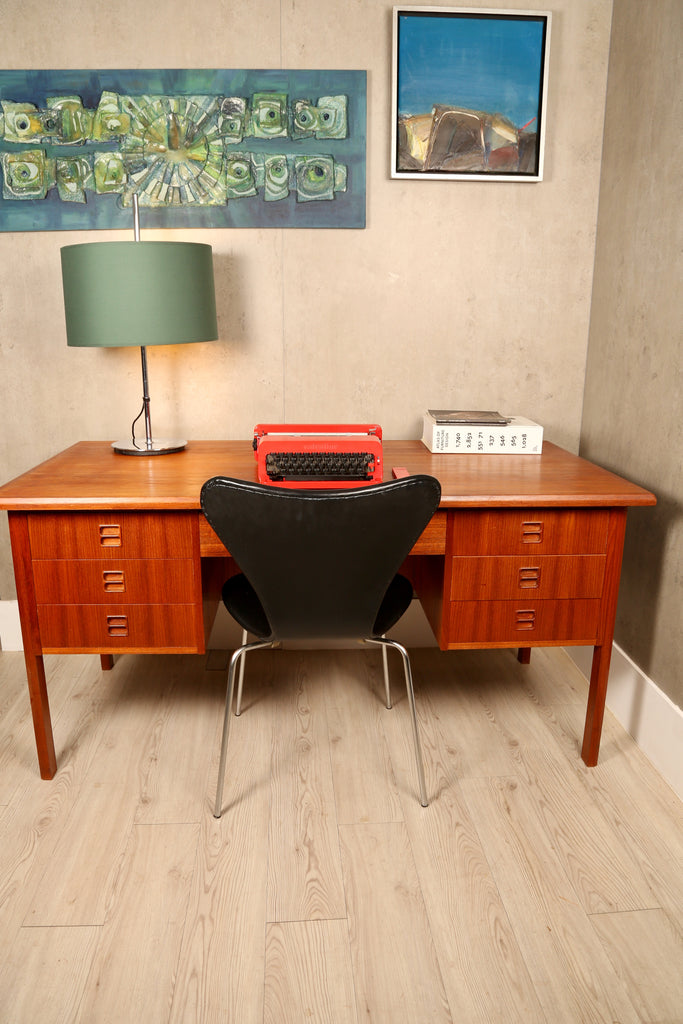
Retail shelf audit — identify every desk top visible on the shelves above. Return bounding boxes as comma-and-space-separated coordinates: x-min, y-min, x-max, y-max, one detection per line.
0, 440, 656, 512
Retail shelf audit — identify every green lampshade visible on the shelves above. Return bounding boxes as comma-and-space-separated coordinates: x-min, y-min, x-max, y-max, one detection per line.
61, 240, 218, 348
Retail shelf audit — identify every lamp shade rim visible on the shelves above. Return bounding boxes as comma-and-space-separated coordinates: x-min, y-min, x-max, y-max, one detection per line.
60, 240, 214, 254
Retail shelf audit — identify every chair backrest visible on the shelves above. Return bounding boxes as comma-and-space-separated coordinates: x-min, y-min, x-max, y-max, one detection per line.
200, 475, 441, 641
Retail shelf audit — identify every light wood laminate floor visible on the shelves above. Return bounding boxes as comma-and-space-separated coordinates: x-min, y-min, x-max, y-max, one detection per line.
0, 642, 681, 1023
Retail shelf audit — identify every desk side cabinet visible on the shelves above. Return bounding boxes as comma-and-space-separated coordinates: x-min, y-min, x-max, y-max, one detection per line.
21, 510, 206, 654
415, 506, 626, 656
445, 508, 610, 646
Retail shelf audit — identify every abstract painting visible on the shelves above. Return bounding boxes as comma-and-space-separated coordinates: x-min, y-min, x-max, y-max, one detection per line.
392, 7, 550, 181
0, 69, 366, 230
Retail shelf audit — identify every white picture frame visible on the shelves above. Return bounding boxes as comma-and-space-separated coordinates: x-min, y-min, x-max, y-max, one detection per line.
391, 6, 551, 181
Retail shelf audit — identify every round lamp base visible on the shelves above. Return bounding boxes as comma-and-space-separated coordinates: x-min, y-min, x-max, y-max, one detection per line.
112, 439, 187, 455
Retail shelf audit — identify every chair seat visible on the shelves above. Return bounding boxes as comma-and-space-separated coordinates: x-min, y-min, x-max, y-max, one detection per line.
372, 574, 414, 636
223, 571, 414, 641
222, 574, 271, 637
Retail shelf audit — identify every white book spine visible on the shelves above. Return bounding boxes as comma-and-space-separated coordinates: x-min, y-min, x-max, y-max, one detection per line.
422, 416, 543, 454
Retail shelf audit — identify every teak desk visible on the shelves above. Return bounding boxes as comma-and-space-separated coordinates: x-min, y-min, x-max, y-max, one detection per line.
0, 440, 655, 780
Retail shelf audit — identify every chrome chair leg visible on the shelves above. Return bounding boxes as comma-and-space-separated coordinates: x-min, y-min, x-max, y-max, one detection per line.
214, 638, 275, 818
235, 627, 248, 715
364, 637, 428, 807
381, 638, 392, 709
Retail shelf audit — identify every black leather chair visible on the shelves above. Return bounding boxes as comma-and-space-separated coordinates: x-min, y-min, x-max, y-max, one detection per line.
200, 474, 441, 817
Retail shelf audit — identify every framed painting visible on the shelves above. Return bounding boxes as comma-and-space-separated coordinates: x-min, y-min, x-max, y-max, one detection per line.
391, 7, 551, 181
0, 68, 366, 231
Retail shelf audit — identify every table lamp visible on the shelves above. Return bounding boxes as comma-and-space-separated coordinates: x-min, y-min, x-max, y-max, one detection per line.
60, 195, 218, 455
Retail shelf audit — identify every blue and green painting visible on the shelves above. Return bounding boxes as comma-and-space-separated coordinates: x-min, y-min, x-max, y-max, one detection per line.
395, 11, 548, 177
0, 69, 366, 230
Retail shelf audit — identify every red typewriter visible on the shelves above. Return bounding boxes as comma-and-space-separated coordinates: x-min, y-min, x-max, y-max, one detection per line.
253, 423, 383, 488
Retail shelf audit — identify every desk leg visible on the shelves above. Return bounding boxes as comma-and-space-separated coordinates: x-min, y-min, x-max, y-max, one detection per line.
581, 644, 613, 767
581, 508, 627, 767
517, 647, 531, 664
8, 513, 57, 779
24, 653, 57, 779
100, 655, 115, 671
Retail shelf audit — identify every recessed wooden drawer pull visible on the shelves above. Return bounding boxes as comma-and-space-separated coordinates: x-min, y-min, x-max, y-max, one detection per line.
102, 570, 125, 593
522, 521, 543, 543
515, 609, 536, 630
106, 614, 129, 637
99, 524, 122, 547
518, 566, 540, 589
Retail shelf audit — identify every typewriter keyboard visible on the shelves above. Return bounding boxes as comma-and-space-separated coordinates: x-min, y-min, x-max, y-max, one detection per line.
265, 451, 376, 482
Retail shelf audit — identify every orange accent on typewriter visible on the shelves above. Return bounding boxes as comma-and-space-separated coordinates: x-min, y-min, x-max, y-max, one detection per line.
252, 424, 383, 488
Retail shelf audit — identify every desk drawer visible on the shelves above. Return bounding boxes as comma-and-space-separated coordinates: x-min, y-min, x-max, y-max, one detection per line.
197, 508, 449, 557
28, 511, 195, 559
198, 516, 230, 557
33, 558, 198, 604
412, 511, 448, 554
447, 599, 601, 645
450, 555, 605, 601
449, 509, 609, 556
37, 603, 203, 652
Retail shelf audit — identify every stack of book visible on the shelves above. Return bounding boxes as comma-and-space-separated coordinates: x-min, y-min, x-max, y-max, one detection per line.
422, 410, 543, 454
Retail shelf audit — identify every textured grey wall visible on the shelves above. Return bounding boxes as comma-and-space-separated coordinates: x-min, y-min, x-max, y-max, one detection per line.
581, 0, 682, 708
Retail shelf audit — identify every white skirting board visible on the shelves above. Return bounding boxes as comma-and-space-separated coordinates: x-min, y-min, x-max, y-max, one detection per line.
2, 598, 680, 798
567, 644, 683, 800
0, 600, 22, 651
